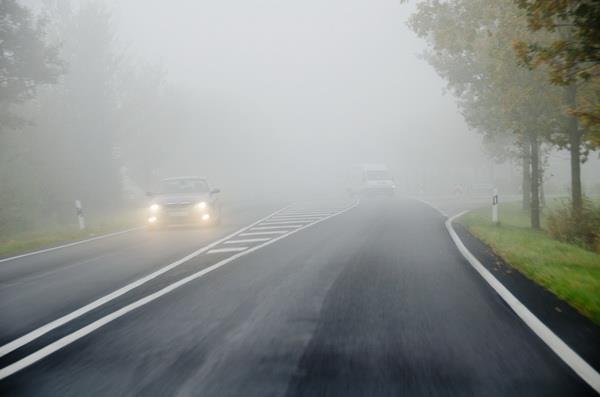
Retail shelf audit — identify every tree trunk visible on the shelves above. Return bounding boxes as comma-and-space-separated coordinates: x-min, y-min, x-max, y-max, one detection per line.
521, 150, 531, 210
565, 84, 583, 216
529, 133, 541, 229
539, 151, 546, 208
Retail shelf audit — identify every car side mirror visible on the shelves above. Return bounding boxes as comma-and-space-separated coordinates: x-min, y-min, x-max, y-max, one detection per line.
210, 188, 221, 194
146, 191, 154, 197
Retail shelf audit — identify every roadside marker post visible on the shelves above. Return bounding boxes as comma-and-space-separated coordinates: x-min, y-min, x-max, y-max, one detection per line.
492, 188, 499, 225
75, 200, 86, 230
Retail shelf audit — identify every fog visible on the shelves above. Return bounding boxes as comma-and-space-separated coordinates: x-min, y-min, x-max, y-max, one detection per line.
108, 0, 488, 198
4, 0, 599, 234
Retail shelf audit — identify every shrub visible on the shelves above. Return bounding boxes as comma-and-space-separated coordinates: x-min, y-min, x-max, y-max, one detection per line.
546, 199, 600, 253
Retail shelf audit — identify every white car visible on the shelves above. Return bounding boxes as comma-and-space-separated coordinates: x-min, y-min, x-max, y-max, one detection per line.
349, 164, 396, 198
146, 176, 222, 227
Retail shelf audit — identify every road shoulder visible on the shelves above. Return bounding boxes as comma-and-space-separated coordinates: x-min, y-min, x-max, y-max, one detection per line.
452, 221, 600, 372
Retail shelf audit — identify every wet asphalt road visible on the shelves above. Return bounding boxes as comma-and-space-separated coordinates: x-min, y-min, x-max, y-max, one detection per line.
0, 198, 594, 396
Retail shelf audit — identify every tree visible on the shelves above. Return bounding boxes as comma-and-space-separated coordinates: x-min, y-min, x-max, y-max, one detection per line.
0, 0, 62, 129
410, 0, 563, 228
513, 0, 600, 216
513, 0, 599, 85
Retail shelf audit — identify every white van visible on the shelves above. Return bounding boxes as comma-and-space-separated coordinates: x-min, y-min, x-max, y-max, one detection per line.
349, 164, 396, 198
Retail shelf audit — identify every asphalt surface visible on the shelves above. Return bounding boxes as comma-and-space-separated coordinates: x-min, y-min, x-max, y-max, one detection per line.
0, 198, 595, 396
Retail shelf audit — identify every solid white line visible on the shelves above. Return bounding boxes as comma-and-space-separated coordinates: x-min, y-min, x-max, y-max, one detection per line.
446, 211, 600, 393
207, 247, 248, 254
224, 238, 270, 244
0, 227, 143, 264
251, 225, 301, 230
0, 199, 359, 380
411, 197, 448, 217
239, 231, 288, 236
0, 207, 288, 359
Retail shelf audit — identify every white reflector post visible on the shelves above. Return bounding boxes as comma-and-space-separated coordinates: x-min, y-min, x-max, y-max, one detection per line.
492, 188, 499, 225
75, 200, 86, 230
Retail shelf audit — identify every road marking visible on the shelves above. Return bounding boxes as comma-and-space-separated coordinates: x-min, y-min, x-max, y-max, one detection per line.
0, 207, 288, 359
277, 212, 333, 217
0, 227, 143, 264
0, 200, 358, 380
412, 197, 449, 217
446, 211, 600, 393
224, 238, 271, 244
207, 247, 248, 254
273, 214, 323, 219
260, 220, 314, 225
250, 225, 302, 230
268, 217, 321, 222
239, 231, 288, 236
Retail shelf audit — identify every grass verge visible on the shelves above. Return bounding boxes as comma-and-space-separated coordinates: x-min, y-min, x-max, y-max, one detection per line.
459, 202, 600, 326
0, 211, 142, 258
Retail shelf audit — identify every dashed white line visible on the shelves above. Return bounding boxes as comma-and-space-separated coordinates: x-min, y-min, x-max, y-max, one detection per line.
207, 247, 248, 254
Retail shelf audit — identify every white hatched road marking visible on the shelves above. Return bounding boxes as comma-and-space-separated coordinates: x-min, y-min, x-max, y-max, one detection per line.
278, 211, 329, 214
239, 231, 288, 236
269, 216, 322, 221
0, 207, 289, 359
251, 225, 303, 230
208, 247, 248, 254
0, 200, 359, 380
224, 238, 271, 244
260, 221, 313, 225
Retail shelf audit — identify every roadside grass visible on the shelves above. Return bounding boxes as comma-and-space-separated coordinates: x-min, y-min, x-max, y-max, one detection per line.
459, 202, 600, 326
0, 211, 143, 258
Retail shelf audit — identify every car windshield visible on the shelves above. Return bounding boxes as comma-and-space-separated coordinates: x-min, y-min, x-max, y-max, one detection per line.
365, 170, 391, 181
159, 179, 208, 194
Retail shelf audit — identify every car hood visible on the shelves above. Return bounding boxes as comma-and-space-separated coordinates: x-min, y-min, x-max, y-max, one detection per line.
152, 193, 210, 205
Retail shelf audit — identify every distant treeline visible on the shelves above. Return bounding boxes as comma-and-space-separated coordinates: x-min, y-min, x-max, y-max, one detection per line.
0, 1, 209, 237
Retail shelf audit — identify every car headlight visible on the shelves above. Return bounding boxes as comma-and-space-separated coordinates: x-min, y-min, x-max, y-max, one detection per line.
196, 201, 207, 210
149, 204, 160, 212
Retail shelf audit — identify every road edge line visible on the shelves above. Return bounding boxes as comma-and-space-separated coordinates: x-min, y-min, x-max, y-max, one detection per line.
446, 210, 600, 393
0, 200, 358, 380
0, 206, 291, 358
0, 227, 144, 264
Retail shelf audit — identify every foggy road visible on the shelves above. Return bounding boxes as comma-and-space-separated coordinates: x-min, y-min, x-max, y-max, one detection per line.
0, 199, 594, 396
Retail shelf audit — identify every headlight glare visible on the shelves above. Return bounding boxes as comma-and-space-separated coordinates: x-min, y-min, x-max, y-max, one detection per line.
149, 204, 160, 212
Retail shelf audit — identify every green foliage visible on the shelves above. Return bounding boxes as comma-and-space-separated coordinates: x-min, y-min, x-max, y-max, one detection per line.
513, 0, 600, 141
514, 0, 600, 84
546, 198, 600, 253
0, 1, 138, 237
409, 0, 563, 228
0, 0, 63, 128
461, 203, 600, 325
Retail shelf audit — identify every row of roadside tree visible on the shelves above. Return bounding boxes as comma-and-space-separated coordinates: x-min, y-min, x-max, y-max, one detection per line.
409, 0, 599, 237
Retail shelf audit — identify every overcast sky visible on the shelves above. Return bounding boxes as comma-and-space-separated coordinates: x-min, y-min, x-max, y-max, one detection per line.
105, 0, 497, 192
